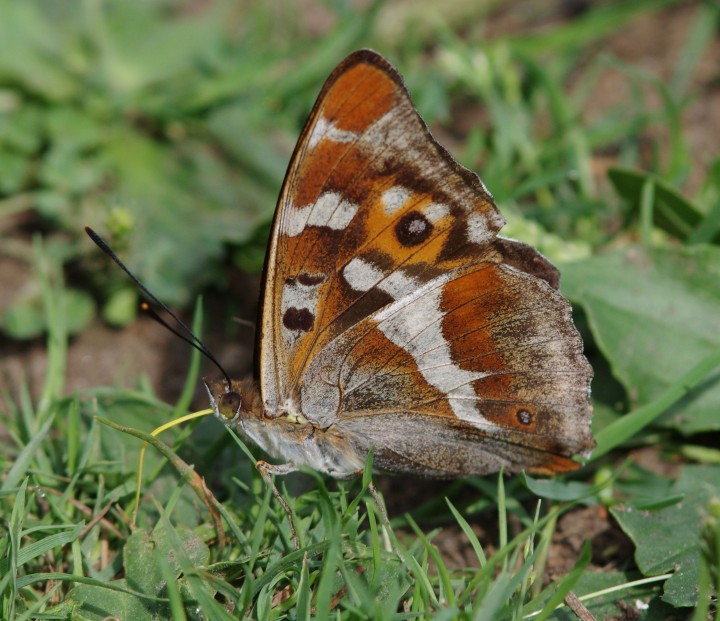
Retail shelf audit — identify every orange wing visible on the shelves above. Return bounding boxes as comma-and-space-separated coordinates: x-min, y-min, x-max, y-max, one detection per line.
257, 50, 593, 474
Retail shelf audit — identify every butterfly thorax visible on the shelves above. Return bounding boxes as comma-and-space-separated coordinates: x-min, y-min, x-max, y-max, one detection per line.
204, 378, 365, 477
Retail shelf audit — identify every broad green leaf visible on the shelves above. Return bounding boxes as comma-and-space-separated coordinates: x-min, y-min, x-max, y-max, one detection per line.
611, 465, 720, 608
65, 579, 161, 621
520, 473, 593, 501
614, 463, 676, 504
562, 244, 720, 433
123, 530, 166, 597
64, 526, 211, 619
149, 523, 210, 578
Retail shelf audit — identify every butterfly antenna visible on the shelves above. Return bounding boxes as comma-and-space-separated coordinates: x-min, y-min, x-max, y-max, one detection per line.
84, 226, 233, 388
139, 301, 234, 385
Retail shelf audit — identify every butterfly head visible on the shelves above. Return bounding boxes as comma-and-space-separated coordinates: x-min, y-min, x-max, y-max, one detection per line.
203, 377, 261, 428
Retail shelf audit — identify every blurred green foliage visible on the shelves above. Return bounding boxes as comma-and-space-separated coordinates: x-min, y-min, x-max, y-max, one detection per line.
0, 0, 380, 329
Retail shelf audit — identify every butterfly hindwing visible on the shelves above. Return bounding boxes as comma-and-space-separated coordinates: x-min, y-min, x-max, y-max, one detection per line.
299, 260, 592, 474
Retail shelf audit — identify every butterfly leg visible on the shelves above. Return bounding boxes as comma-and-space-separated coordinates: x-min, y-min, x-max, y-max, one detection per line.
256, 460, 300, 549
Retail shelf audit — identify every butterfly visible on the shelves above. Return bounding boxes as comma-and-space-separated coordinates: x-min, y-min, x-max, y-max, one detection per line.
205, 49, 594, 479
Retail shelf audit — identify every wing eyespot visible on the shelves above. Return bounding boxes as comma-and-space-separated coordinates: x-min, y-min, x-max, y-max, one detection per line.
517, 409, 533, 426
395, 210, 433, 247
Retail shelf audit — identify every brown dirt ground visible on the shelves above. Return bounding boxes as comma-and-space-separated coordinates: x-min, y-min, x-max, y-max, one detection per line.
1, 1, 718, 615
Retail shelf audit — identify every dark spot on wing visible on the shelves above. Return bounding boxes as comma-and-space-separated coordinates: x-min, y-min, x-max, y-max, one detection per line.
283, 307, 314, 332
297, 272, 327, 286
517, 409, 533, 426
396, 211, 432, 247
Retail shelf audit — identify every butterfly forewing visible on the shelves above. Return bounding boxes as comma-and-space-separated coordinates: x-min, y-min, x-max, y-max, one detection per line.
257, 50, 593, 475
261, 52, 503, 400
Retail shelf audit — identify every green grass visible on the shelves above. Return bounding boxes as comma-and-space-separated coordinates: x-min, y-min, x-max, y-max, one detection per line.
2, 1, 720, 619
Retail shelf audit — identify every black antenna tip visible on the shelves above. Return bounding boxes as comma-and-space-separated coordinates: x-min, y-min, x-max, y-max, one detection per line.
85, 226, 108, 251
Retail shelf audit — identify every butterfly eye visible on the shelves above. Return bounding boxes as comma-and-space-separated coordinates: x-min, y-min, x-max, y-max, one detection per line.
217, 391, 242, 421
